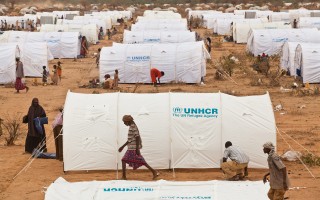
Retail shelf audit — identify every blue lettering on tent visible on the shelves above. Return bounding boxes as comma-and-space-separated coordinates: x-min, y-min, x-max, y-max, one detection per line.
127, 56, 150, 61
172, 107, 218, 119
272, 38, 288, 42
104, 187, 154, 192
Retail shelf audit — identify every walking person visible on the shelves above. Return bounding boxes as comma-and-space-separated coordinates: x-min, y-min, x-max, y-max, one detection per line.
80, 36, 89, 58
42, 66, 48, 86
221, 141, 249, 180
118, 115, 159, 180
263, 142, 290, 200
15, 57, 29, 93
24, 98, 47, 153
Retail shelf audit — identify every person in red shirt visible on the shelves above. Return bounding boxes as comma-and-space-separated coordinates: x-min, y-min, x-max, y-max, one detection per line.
150, 68, 165, 87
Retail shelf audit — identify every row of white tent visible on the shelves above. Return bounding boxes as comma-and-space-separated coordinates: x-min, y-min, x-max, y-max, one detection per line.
281, 42, 320, 83
40, 24, 99, 44
0, 31, 80, 58
63, 91, 276, 171
99, 41, 210, 84
246, 28, 320, 56
0, 43, 53, 84
131, 22, 188, 31
123, 30, 195, 44
143, 10, 181, 19
233, 21, 292, 43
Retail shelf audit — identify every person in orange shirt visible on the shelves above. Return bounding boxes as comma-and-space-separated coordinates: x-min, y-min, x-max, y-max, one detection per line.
150, 68, 164, 87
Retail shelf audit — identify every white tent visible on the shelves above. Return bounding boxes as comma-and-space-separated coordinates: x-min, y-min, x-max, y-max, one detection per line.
246, 28, 320, 56
99, 41, 210, 84
52, 11, 80, 19
41, 24, 99, 44
142, 10, 181, 19
298, 17, 320, 29
0, 31, 81, 58
294, 43, 320, 83
203, 14, 244, 31
234, 21, 291, 44
216, 18, 267, 36
0, 44, 19, 84
76, 15, 112, 30
131, 22, 187, 31
136, 18, 187, 25
280, 42, 300, 76
0, 42, 53, 84
123, 30, 195, 44
57, 18, 107, 35
63, 91, 276, 171
188, 10, 223, 19
269, 12, 291, 23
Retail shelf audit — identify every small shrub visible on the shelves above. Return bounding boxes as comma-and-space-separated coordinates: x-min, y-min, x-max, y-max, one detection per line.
0, 118, 3, 137
1, 113, 24, 146
215, 54, 237, 77
301, 153, 320, 167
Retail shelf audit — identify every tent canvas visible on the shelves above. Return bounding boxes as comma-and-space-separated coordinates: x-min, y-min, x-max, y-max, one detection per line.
41, 24, 99, 44
294, 43, 320, 83
123, 30, 195, 44
131, 22, 187, 31
0, 42, 53, 84
234, 21, 291, 44
99, 41, 210, 84
246, 28, 320, 56
63, 92, 276, 171
280, 42, 301, 75
0, 44, 19, 84
0, 31, 81, 58
298, 17, 320, 29
44, 178, 270, 200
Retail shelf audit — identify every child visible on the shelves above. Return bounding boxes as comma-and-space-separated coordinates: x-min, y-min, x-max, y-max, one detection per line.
103, 74, 113, 89
113, 69, 120, 88
42, 66, 48, 86
57, 61, 62, 81
52, 65, 58, 85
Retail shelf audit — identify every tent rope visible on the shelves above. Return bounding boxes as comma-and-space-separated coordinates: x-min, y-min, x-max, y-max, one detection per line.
278, 128, 316, 157
13, 128, 63, 180
276, 127, 316, 179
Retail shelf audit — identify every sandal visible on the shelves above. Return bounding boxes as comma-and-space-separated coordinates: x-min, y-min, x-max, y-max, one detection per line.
153, 172, 160, 180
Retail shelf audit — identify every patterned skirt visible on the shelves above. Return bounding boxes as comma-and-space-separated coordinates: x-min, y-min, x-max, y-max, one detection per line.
122, 150, 147, 170
15, 77, 26, 91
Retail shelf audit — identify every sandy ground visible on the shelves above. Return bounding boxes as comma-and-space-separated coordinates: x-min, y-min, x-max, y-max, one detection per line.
0, 26, 320, 200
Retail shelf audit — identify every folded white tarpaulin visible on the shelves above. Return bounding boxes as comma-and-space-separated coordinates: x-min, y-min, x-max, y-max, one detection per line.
234, 21, 291, 44
246, 28, 320, 56
63, 91, 276, 171
45, 177, 270, 200
99, 41, 210, 84
294, 43, 320, 83
41, 24, 99, 44
123, 30, 195, 44
0, 31, 80, 58
0, 42, 53, 83
131, 22, 188, 31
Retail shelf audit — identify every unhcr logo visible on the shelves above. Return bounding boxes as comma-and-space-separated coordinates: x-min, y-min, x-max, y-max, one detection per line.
127, 56, 150, 62
172, 107, 219, 119
104, 186, 154, 192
